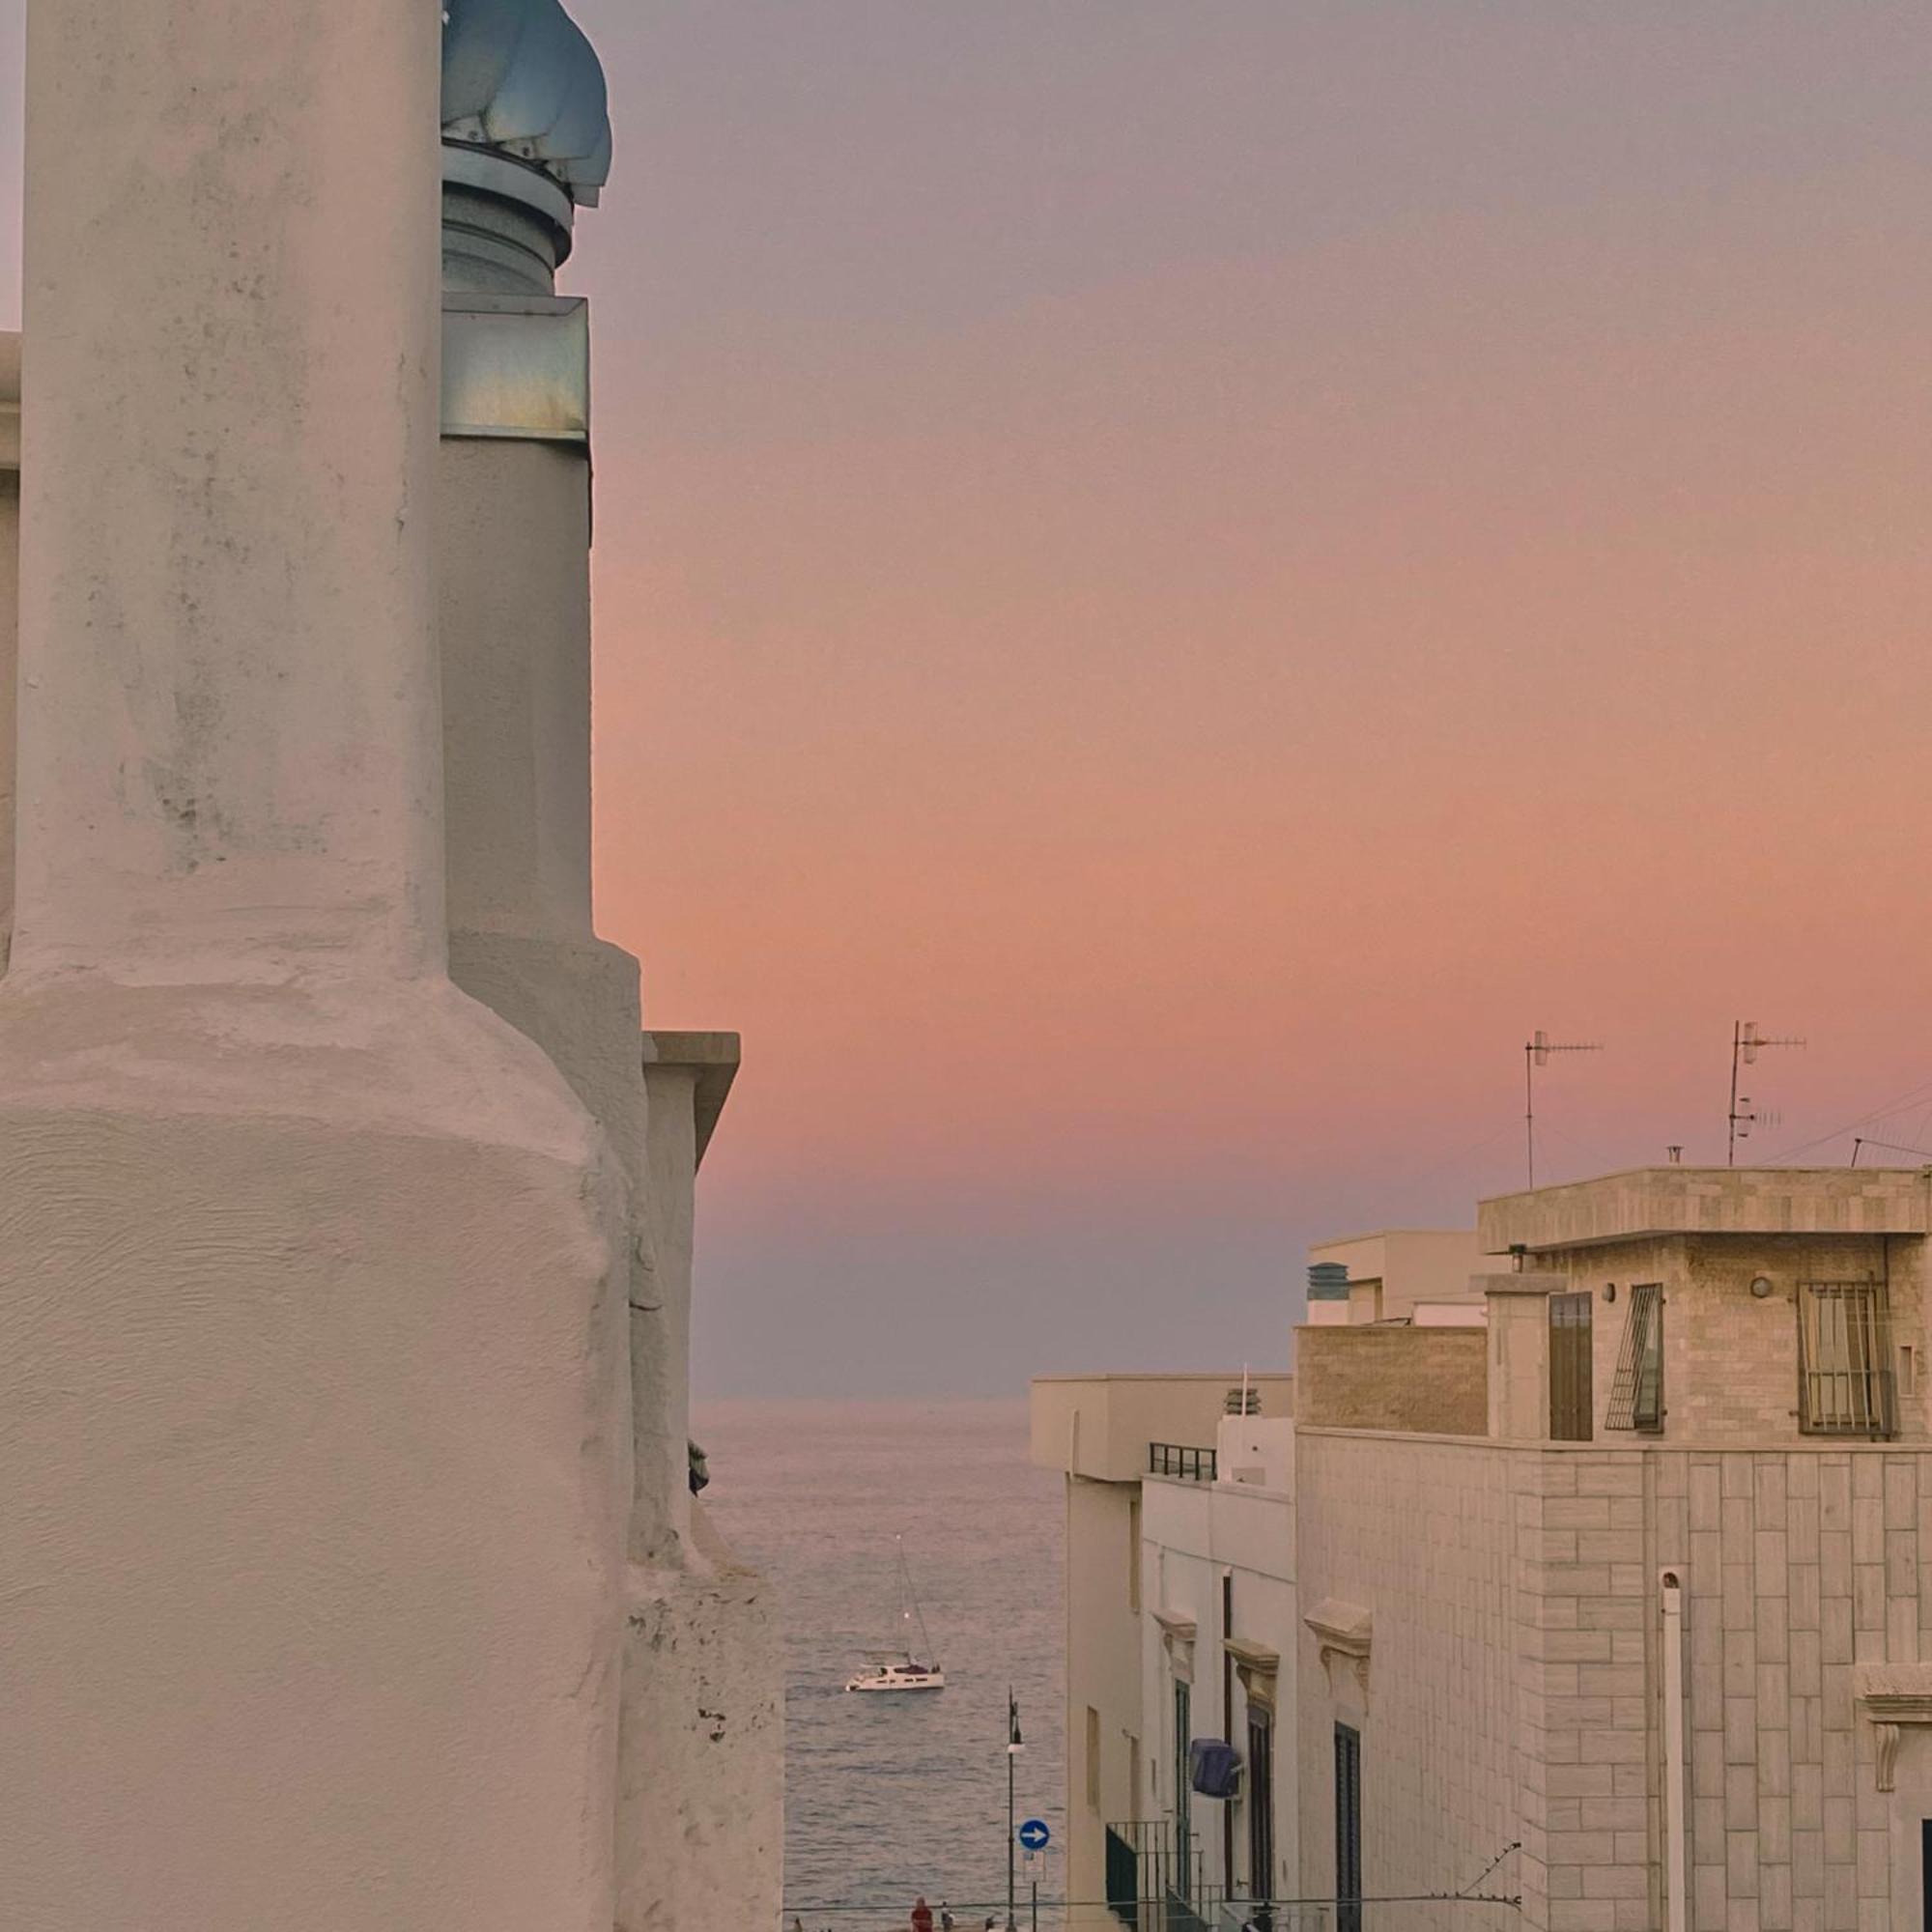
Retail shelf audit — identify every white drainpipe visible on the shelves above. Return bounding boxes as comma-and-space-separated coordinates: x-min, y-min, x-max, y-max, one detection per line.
1661, 1570, 1689, 1932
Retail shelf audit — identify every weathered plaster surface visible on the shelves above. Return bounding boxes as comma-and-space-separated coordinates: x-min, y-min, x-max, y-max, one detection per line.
0, 990, 628, 1930
0, 9, 629, 1927
13, 2, 452, 984
438, 402, 781, 1923
619, 1506, 786, 1932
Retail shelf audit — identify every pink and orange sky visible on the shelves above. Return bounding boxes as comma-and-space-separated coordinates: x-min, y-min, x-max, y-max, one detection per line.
3, 4, 1931, 1393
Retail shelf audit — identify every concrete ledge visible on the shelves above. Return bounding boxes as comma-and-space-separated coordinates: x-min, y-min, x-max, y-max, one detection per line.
1295, 1424, 1924, 1455
1480, 1166, 1932, 1253
641, 1030, 740, 1168
1477, 1269, 1568, 1297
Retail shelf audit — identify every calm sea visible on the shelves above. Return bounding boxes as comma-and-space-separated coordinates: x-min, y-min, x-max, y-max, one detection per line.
695, 1399, 1066, 1931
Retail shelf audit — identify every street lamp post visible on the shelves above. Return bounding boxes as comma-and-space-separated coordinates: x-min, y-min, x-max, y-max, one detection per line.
1007, 1690, 1023, 1932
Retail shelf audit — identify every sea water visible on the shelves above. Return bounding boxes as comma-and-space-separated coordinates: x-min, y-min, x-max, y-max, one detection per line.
696, 1399, 1066, 1930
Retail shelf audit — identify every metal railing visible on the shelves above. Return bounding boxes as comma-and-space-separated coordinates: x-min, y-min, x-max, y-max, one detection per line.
1106, 1819, 1206, 1928
1149, 1442, 1216, 1482
1799, 1280, 1897, 1438
777, 1891, 1518, 1929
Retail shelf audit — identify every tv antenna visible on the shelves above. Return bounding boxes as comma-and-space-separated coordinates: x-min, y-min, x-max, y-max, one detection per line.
1727, 1021, 1805, 1166
1524, 1030, 1603, 1189
1851, 1137, 1932, 1168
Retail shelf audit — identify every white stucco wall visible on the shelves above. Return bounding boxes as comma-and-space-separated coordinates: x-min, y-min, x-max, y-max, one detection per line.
1062, 1473, 1148, 1926
1142, 1471, 1300, 1913
438, 384, 781, 1928
11, 9, 451, 984
0, 12, 629, 1929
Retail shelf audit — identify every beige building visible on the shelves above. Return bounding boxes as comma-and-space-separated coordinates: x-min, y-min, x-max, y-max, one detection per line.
1307, 1230, 1493, 1328
1037, 1169, 1932, 1930
1032, 1375, 1296, 1927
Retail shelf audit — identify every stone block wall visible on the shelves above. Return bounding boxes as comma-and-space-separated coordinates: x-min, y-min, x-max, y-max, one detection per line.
1294, 1327, 1488, 1436
1295, 1432, 1932, 1931
1662, 1445, 1918, 1932
1294, 1430, 1534, 1931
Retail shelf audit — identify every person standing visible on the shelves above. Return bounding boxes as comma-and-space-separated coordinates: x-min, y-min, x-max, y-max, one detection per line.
939, 1906, 955, 1931
911, 1897, 934, 1932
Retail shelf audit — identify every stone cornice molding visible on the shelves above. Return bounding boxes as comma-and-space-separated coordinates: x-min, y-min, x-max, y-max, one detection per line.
1305, 1598, 1373, 1697
1153, 1608, 1197, 1684
1854, 1663, 1932, 1791
1225, 1636, 1281, 1713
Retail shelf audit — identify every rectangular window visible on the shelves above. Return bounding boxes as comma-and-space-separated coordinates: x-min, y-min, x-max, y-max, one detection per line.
1799, 1281, 1897, 1437
1549, 1292, 1594, 1441
1086, 1705, 1102, 1810
1220, 1575, 1235, 1900
1605, 1284, 1663, 1433
1247, 1706, 1275, 1915
1127, 1493, 1141, 1611
1174, 1680, 1193, 1902
1334, 1723, 1361, 1932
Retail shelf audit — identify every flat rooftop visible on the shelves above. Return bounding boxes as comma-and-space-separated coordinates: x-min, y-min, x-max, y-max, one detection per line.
1479, 1165, 1930, 1254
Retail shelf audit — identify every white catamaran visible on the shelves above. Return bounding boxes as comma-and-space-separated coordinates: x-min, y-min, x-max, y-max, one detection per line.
846, 1536, 946, 1692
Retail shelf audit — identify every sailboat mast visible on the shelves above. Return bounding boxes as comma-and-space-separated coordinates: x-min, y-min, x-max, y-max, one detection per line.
897, 1535, 937, 1664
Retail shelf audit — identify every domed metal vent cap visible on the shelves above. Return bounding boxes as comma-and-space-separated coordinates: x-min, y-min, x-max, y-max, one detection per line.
442, 0, 611, 208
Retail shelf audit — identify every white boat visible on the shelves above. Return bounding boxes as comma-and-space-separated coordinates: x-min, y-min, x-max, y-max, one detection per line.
845, 1537, 946, 1692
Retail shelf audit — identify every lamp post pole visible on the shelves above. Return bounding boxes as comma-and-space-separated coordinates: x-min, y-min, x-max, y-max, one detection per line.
1007, 1690, 1023, 1931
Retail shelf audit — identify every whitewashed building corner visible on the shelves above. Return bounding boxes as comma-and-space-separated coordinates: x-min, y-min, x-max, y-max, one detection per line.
0, 3, 780, 1927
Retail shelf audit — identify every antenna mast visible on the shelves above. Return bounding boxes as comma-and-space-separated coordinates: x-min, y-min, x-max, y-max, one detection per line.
1727, 1021, 1805, 1167
1523, 1030, 1603, 1189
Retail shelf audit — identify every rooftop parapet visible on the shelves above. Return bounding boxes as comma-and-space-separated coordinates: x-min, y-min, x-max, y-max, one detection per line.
1030, 1374, 1294, 1483
1479, 1165, 1932, 1256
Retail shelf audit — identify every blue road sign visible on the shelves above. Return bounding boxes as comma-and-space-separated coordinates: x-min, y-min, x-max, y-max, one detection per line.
1017, 1819, 1050, 1852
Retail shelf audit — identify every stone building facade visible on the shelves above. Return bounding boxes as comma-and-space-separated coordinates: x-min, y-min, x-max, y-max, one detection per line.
1036, 1169, 1932, 1930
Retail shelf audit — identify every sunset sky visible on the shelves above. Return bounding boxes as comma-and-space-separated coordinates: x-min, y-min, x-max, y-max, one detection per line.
2, 4, 1930, 1395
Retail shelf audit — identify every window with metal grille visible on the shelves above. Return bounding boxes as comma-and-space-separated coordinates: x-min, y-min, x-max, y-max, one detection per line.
1605, 1284, 1663, 1433
1799, 1281, 1896, 1437
1334, 1723, 1361, 1932
1548, 1292, 1594, 1441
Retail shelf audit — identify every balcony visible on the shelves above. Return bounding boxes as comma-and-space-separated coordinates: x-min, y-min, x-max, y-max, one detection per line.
1104, 1819, 1206, 1929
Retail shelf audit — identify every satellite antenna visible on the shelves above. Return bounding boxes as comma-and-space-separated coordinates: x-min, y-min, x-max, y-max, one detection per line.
1727, 1021, 1805, 1167
1523, 1030, 1603, 1189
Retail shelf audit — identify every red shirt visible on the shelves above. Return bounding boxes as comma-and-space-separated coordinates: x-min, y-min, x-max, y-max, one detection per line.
912, 1906, 934, 1932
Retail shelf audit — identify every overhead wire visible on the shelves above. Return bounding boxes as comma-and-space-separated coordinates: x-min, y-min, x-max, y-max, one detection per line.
1762, 1069, 1932, 1165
